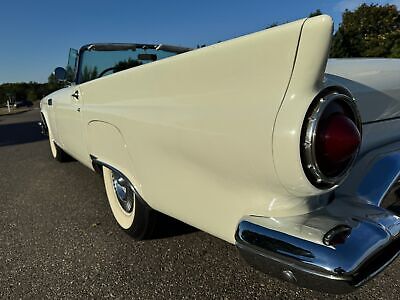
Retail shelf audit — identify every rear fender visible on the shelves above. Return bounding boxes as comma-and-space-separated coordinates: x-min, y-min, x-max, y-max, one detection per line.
273, 15, 335, 197
87, 121, 144, 197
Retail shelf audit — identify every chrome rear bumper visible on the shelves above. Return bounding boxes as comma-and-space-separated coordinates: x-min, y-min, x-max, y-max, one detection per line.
236, 152, 400, 294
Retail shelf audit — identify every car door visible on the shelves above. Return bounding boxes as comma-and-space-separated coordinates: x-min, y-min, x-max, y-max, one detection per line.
53, 85, 86, 162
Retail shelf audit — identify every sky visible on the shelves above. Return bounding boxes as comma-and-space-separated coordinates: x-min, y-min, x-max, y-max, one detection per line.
0, 0, 399, 84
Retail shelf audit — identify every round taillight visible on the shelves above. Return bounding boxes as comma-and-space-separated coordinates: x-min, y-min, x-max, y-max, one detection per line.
301, 91, 362, 188
316, 114, 361, 177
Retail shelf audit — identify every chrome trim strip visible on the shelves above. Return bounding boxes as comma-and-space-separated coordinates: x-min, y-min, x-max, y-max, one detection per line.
80, 43, 192, 54
301, 91, 362, 189
363, 115, 400, 125
90, 157, 138, 194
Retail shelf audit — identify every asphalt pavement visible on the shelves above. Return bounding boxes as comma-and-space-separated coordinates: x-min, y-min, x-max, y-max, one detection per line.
1, 109, 400, 299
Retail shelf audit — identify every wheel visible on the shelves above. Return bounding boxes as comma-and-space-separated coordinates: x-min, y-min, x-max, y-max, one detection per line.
48, 129, 71, 162
103, 166, 156, 239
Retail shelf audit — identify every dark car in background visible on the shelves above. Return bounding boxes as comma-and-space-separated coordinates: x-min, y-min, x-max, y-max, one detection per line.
13, 100, 33, 108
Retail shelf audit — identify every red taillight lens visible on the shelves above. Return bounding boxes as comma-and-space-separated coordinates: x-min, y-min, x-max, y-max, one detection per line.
316, 114, 361, 177
301, 90, 362, 188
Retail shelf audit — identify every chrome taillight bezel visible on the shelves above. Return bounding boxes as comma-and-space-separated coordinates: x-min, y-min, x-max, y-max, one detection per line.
301, 89, 362, 189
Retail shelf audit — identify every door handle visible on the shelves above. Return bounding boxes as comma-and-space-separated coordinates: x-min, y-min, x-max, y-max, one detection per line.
72, 90, 79, 100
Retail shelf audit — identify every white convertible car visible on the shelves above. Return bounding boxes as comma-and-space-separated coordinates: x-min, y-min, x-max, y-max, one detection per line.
40, 15, 400, 293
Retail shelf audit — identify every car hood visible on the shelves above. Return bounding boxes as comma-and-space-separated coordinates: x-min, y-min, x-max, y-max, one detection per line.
326, 58, 400, 124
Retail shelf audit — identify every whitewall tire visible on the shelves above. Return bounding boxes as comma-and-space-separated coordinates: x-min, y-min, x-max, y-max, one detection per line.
103, 166, 156, 239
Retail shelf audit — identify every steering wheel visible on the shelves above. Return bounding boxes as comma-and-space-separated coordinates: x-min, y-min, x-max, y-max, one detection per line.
98, 67, 118, 78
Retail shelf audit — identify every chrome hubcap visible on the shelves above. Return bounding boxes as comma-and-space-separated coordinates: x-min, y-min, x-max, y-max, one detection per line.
111, 171, 135, 213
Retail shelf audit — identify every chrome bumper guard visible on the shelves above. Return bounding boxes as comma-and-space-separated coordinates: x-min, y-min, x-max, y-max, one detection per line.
236, 152, 400, 294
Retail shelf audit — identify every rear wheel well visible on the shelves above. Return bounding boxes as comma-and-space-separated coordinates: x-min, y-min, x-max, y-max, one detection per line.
40, 112, 49, 134
90, 155, 104, 175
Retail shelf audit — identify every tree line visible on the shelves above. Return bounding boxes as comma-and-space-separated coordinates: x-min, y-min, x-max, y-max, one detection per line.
291, 4, 400, 57
0, 75, 63, 106
1, 3, 399, 106
331, 4, 399, 57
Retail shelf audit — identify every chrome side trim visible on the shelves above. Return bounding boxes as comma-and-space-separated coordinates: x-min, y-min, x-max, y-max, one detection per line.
90, 156, 138, 194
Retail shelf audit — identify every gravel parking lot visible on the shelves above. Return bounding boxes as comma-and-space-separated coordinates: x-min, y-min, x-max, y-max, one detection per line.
1, 109, 400, 299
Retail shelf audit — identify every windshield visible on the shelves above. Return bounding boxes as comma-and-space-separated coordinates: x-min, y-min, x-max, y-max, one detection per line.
77, 44, 190, 84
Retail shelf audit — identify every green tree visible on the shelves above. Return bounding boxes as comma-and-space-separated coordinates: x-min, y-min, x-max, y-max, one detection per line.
81, 66, 99, 83
266, 9, 322, 29
47, 73, 63, 93
65, 66, 75, 82
27, 89, 37, 102
331, 4, 400, 58
113, 58, 142, 73
266, 22, 279, 29
0, 80, 63, 106
309, 9, 322, 17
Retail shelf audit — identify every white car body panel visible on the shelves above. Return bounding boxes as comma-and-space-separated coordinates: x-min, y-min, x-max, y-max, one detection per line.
40, 15, 400, 293
41, 15, 400, 242
72, 17, 306, 243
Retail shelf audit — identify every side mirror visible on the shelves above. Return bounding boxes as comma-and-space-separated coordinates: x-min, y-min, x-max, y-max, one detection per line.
54, 67, 67, 81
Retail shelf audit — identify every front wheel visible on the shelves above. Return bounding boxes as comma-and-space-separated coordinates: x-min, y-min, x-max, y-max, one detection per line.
103, 166, 156, 239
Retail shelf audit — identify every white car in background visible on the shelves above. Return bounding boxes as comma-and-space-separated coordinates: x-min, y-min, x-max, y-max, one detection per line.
39, 15, 400, 294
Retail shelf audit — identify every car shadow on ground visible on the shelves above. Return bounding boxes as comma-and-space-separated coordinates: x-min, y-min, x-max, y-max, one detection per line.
151, 212, 199, 239
0, 121, 47, 147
